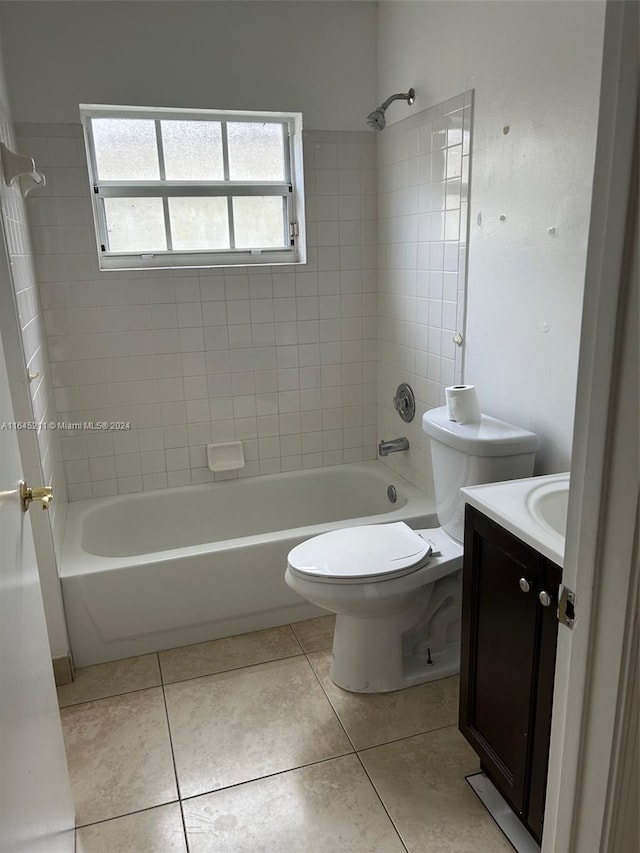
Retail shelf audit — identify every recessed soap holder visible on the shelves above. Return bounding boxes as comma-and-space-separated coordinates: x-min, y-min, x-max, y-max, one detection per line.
393, 383, 416, 423
207, 441, 245, 472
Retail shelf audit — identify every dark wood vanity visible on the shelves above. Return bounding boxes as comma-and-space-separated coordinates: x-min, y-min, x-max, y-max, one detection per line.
459, 504, 562, 843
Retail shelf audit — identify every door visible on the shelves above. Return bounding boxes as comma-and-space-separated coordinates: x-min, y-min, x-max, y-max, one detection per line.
0, 310, 74, 847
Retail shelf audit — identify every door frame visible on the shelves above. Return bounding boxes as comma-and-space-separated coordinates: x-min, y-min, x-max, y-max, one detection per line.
0, 111, 70, 662
542, 1, 639, 850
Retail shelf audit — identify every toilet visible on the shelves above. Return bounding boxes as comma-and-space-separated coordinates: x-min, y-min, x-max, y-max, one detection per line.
285, 405, 538, 693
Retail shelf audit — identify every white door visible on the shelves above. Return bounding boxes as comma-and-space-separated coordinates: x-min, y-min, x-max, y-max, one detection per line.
0, 316, 74, 848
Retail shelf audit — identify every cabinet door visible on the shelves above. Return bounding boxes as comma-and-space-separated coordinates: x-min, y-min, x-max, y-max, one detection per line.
527, 558, 562, 841
459, 506, 546, 816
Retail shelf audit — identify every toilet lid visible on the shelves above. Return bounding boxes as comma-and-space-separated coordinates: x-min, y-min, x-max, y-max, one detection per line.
287, 522, 432, 583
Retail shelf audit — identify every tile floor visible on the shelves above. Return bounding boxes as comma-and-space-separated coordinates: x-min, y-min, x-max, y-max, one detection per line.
59, 615, 514, 852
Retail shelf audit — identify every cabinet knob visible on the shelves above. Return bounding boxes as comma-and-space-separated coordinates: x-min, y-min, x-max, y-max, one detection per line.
539, 591, 552, 607
519, 578, 531, 593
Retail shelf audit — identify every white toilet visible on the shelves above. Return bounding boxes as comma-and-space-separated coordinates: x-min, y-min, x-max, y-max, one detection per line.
285, 405, 538, 693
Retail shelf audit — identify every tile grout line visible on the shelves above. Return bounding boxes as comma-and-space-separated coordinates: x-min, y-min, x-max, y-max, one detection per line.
161, 649, 307, 686
178, 750, 358, 804
285, 622, 306, 655
158, 653, 192, 853
303, 646, 460, 752
356, 719, 464, 754
353, 750, 410, 853
62, 623, 313, 711
61, 650, 308, 708
303, 646, 409, 852
59, 682, 163, 710
302, 647, 357, 749
74, 799, 182, 832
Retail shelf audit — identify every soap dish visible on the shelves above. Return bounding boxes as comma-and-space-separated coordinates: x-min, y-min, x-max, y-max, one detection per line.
207, 441, 245, 472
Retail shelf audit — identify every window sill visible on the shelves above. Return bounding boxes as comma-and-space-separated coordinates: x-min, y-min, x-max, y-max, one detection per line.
97, 247, 306, 271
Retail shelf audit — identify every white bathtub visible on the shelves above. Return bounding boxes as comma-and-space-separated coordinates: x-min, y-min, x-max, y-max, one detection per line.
61, 462, 435, 666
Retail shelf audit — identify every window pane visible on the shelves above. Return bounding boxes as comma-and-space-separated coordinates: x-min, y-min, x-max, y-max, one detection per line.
104, 198, 166, 252
233, 197, 286, 249
161, 121, 224, 181
168, 197, 230, 250
227, 122, 285, 181
92, 119, 159, 180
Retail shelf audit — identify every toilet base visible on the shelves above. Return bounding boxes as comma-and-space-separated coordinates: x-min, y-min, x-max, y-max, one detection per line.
329, 609, 461, 693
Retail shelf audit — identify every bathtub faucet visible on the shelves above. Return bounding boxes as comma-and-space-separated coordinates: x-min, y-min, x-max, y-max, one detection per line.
378, 437, 409, 457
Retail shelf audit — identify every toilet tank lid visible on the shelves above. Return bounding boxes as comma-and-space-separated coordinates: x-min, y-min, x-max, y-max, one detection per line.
422, 406, 539, 457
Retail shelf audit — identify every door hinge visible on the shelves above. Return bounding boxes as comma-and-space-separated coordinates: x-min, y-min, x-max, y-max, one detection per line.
289, 222, 299, 239
558, 585, 576, 629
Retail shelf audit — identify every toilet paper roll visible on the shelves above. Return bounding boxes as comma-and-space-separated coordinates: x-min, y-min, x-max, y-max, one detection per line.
445, 385, 482, 424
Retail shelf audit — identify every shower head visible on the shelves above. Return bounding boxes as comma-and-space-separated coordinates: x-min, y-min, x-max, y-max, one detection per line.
366, 88, 415, 131
366, 109, 387, 131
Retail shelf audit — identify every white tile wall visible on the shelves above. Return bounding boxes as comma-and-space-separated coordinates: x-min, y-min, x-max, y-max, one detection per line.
0, 110, 67, 550
376, 93, 472, 492
19, 124, 378, 499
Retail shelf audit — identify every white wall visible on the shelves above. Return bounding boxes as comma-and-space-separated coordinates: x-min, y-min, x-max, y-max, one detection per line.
377, 0, 605, 472
0, 1, 376, 130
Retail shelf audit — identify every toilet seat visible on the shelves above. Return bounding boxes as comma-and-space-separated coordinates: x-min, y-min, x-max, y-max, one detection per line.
287, 522, 432, 584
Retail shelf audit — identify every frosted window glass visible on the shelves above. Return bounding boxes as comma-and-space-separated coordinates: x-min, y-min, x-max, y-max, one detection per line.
169, 197, 230, 250
92, 119, 159, 180
227, 123, 285, 181
233, 197, 285, 249
161, 121, 224, 180
104, 198, 166, 252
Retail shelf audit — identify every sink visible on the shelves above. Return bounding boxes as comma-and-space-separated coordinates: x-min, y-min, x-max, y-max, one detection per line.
526, 475, 570, 538
461, 472, 570, 567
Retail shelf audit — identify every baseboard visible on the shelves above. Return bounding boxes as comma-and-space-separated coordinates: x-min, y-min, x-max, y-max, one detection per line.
466, 772, 540, 853
52, 655, 75, 686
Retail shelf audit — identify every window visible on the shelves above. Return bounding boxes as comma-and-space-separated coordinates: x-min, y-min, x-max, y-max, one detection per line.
80, 105, 306, 270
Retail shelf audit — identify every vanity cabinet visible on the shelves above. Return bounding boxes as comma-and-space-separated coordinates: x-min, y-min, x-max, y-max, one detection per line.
459, 504, 561, 843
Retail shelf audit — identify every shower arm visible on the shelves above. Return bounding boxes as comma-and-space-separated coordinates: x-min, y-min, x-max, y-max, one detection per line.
378, 90, 416, 112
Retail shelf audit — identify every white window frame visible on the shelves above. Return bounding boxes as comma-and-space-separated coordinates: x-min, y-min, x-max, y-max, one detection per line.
80, 104, 306, 271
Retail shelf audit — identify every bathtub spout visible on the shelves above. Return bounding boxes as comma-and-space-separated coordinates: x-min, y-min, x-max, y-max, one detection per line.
378, 437, 409, 457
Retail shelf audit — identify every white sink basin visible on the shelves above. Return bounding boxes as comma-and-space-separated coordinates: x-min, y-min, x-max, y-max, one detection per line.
461, 472, 570, 567
527, 477, 569, 538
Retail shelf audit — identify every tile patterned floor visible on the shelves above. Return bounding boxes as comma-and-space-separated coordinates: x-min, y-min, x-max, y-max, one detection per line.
62, 615, 514, 852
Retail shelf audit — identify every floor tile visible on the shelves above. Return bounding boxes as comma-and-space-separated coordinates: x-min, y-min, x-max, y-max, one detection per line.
57, 654, 161, 707
61, 687, 178, 826
308, 649, 459, 750
159, 625, 302, 684
291, 614, 336, 652
76, 804, 187, 852
183, 754, 405, 853
360, 726, 513, 852
164, 656, 352, 798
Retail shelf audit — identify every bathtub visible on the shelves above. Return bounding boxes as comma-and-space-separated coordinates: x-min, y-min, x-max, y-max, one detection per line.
61, 462, 435, 666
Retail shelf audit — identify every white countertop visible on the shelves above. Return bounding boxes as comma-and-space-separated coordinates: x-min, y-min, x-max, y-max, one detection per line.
461, 472, 569, 567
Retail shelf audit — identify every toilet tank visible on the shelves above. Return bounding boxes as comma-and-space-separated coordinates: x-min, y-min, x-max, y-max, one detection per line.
422, 406, 538, 542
